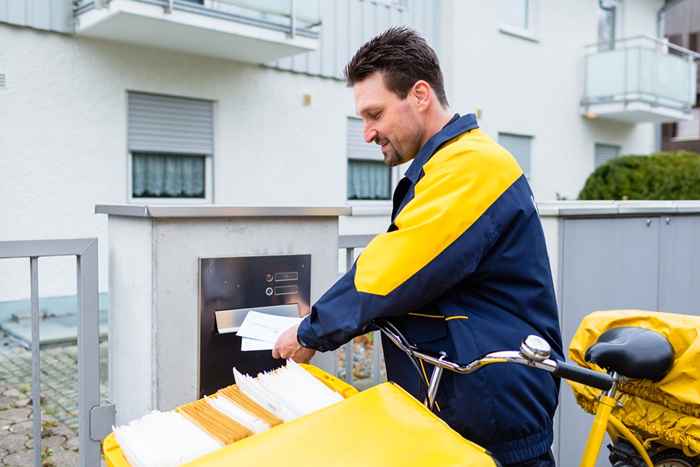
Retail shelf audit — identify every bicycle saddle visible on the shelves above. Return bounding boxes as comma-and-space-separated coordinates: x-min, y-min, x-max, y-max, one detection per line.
584, 326, 674, 382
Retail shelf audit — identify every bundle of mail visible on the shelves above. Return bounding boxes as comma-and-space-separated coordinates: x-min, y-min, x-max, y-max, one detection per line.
113, 360, 343, 467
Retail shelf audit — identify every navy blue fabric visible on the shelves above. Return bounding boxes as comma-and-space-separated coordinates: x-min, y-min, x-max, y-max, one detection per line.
298, 114, 562, 465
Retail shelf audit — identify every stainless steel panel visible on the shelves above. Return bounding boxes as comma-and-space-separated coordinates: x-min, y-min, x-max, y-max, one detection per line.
199, 254, 311, 397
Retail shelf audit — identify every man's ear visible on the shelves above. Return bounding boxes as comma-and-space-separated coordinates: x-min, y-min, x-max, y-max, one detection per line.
411, 80, 431, 111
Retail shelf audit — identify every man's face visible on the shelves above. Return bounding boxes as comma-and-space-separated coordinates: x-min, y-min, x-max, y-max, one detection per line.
353, 72, 423, 167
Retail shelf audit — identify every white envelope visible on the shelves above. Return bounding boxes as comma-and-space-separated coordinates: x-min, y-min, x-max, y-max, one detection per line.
240, 337, 274, 352
236, 311, 302, 344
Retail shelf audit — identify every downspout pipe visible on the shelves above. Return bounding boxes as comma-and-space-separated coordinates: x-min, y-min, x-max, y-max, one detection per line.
655, 0, 685, 152
598, 0, 615, 13
598, 0, 616, 49
656, 2, 667, 152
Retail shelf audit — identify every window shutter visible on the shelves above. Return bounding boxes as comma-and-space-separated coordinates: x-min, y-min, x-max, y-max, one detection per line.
128, 92, 214, 155
346, 117, 383, 161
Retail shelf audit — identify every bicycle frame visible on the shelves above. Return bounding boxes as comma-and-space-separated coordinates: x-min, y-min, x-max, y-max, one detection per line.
580, 382, 653, 467
375, 320, 655, 467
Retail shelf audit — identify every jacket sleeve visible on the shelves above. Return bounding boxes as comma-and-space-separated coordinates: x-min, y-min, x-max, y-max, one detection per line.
298, 142, 524, 352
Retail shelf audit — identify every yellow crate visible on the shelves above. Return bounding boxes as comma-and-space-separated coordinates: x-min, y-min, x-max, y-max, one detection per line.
104, 364, 497, 467
103, 364, 357, 467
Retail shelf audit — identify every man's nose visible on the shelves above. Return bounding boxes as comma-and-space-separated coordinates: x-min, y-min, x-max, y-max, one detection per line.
364, 127, 377, 144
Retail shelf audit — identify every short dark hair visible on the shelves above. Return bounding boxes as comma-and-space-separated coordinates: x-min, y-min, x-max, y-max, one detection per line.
344, 27, 448, 108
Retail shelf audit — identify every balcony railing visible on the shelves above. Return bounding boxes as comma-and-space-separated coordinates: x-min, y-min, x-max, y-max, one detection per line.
581, 35, 699, 123
73, 0, 321, 64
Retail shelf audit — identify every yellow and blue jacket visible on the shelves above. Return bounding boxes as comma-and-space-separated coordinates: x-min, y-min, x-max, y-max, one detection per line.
298, 114, 563, 464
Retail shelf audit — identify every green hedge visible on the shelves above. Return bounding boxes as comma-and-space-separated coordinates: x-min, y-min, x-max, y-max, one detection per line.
578, 151, 700, 200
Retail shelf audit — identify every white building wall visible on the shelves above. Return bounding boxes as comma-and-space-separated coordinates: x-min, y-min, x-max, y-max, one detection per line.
622, 0, 664, 38
0, 25, 355, 300
0, 0, 668, 301
443, 0, 662, 201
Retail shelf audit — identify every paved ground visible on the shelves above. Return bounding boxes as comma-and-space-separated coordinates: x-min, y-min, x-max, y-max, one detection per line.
0, 335, 108, 466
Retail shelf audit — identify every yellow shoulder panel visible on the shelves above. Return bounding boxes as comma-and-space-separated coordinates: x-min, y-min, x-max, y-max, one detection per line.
355, 130, 523, 296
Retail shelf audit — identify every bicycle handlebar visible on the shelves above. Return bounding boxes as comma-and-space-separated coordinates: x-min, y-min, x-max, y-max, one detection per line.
375, 319, 614, 392
552, 361, 613, 391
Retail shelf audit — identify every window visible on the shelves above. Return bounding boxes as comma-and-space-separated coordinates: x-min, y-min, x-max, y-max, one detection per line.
346, 117, 391, 201
127, 92, 213, 202
594, 143, 621, 168
597, 1, 617, 51
498, 0, 537, 41
347, 160, 392, 200
498, 133, 533, 179
132, 153, 205, 198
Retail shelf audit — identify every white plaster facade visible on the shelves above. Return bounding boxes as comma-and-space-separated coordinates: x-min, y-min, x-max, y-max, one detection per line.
441, 0, 663, 202
0, 0, 668, 301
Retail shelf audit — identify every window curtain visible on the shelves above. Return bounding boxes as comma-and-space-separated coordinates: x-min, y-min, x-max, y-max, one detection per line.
133, 153, 205, 198
347, 160, 391, 200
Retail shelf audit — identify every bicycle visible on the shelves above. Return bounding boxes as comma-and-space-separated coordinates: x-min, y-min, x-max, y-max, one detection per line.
375, 318, 696, 467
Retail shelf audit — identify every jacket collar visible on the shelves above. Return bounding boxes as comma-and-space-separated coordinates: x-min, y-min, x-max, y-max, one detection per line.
404, 113, 479, 183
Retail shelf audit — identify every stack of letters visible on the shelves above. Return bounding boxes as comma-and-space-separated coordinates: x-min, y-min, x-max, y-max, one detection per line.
113, 360, 343, 467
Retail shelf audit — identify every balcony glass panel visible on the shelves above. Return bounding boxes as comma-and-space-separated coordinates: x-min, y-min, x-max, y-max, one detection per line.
197, 0, 320, 35
583, 36, 696, 111
73, 0, 320, 64
75, 0, 321, 38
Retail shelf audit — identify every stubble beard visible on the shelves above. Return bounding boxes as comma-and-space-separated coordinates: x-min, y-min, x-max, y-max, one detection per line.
382, 142, 403, 167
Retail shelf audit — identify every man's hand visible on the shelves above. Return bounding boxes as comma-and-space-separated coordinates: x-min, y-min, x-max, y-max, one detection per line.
272, 323, 316, 363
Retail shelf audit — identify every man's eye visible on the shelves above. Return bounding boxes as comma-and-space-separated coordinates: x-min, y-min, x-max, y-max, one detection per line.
372, 112, 382, 120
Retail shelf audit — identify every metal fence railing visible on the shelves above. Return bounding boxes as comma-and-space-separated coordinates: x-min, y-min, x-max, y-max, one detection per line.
337, 234, 385, 389
0, 239, 113, 467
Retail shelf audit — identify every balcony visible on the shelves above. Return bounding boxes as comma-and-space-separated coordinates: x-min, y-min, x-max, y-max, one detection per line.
581, 35, 698, 123
73, 0, 320, 64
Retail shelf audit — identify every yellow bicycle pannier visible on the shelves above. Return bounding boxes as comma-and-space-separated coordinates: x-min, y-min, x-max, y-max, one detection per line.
568, 310, 700, 456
